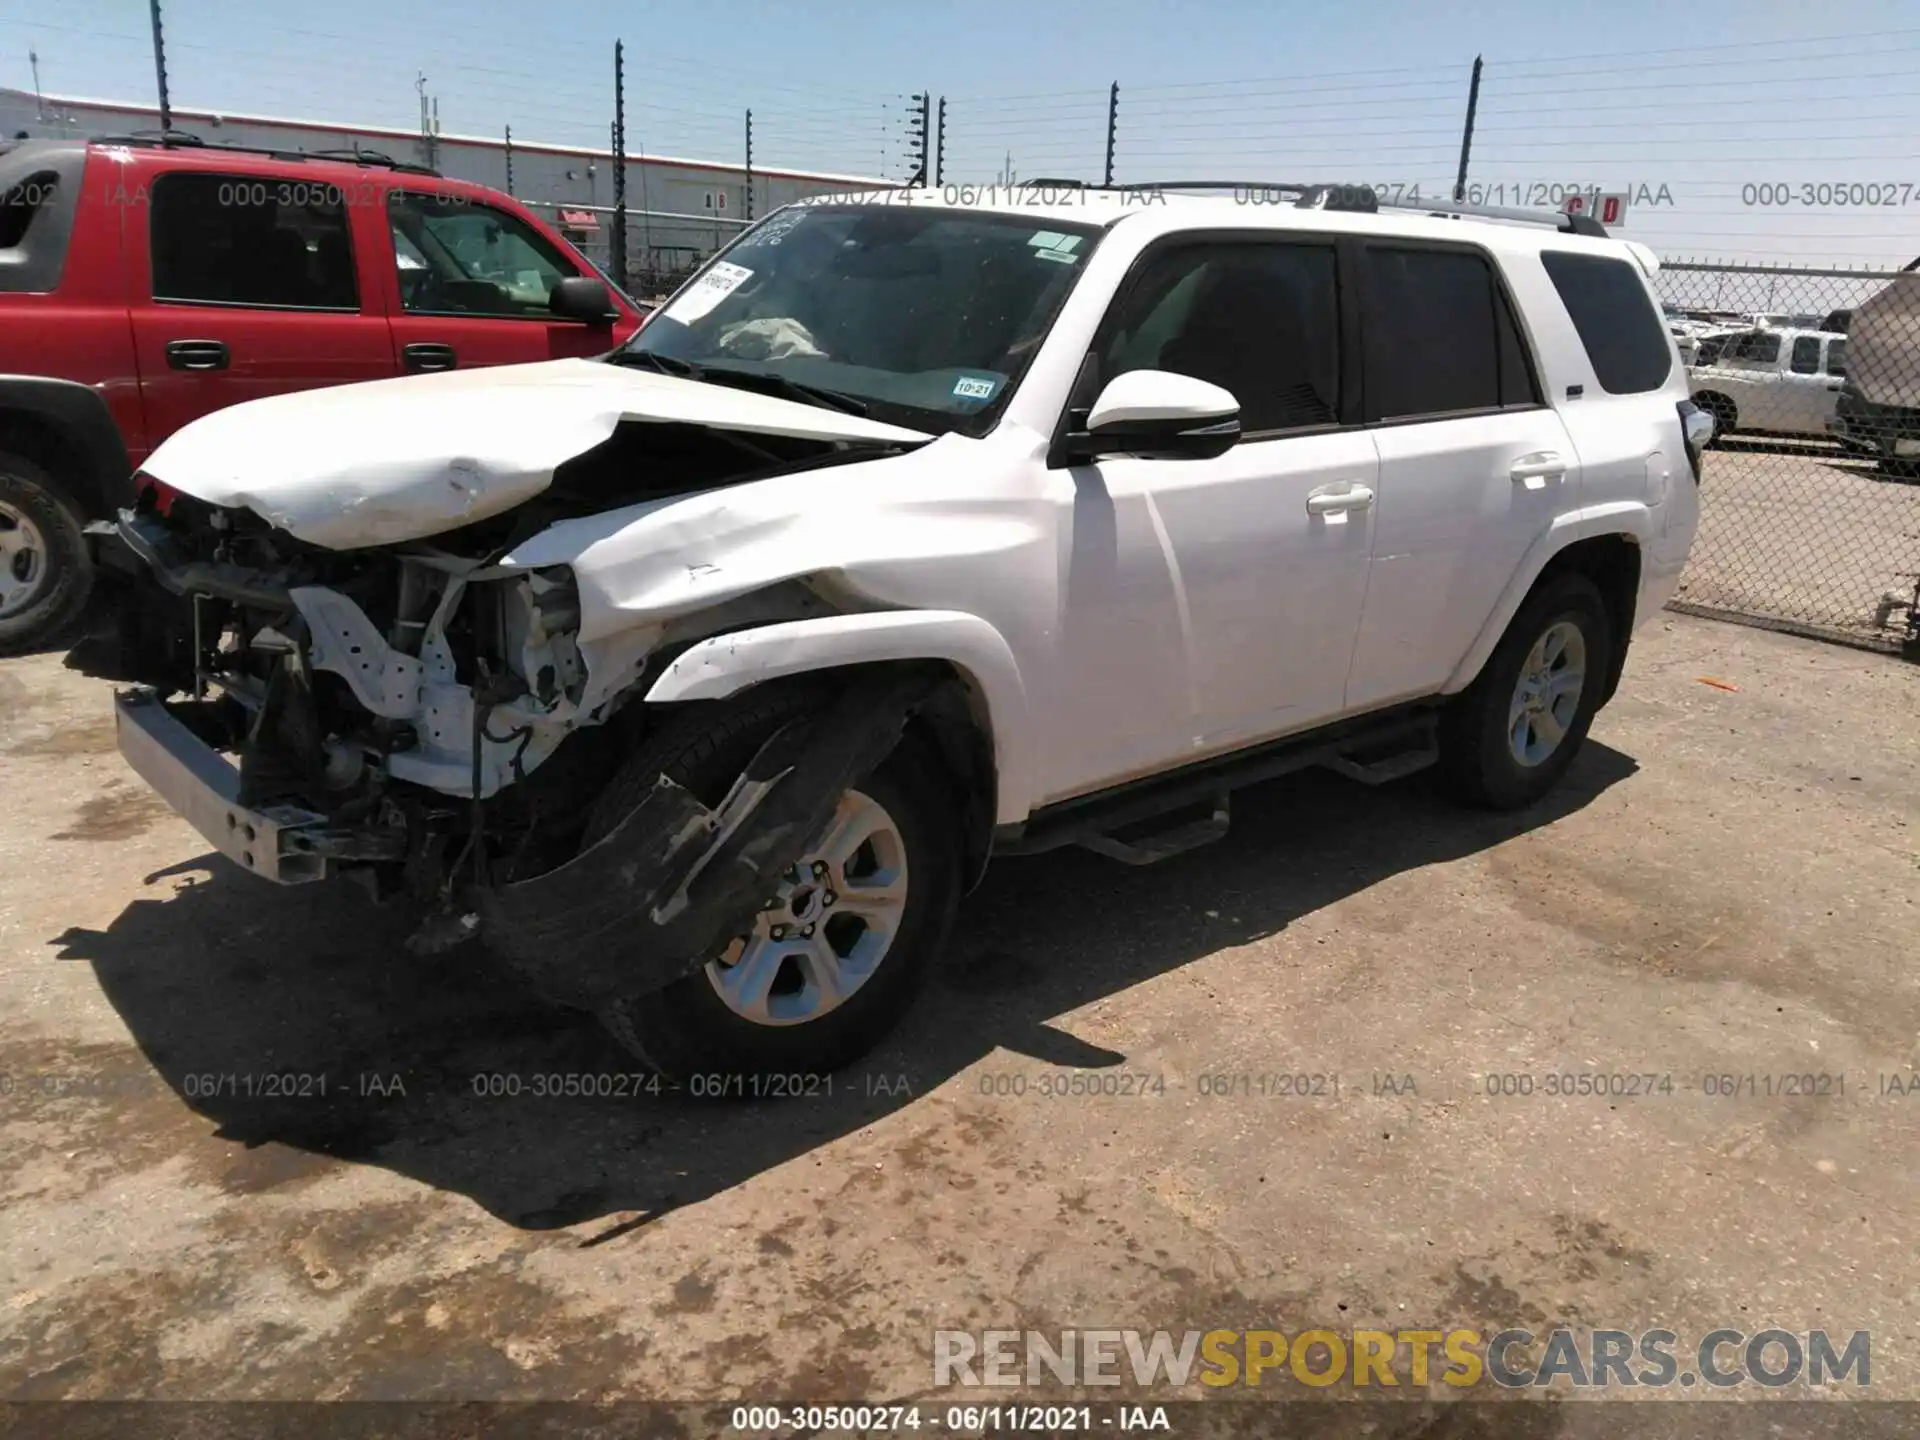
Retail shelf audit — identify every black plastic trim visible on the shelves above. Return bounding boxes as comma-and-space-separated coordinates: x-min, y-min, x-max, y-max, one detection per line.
994, 702, 1439, 856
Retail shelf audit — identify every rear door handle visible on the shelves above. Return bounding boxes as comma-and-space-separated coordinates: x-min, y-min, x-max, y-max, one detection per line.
164, 339, 229, 372
403, 343, 457, 373
1510, 451, 1566, 487
1306, 482, 1375, 516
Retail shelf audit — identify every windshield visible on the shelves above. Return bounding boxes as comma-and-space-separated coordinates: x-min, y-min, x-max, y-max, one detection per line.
621, 203, 1103, 433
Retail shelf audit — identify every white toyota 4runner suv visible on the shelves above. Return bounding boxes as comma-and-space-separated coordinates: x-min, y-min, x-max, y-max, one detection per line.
87, 183, 1705, 1081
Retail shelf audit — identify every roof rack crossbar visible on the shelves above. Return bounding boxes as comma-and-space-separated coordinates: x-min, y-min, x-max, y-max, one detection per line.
87, 130, 440, 177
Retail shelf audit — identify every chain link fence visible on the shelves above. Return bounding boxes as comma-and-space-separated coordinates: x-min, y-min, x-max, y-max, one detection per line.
1656, 262, 1920, 653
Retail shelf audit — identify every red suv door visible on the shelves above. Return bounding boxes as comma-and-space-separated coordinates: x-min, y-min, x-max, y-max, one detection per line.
122, 162, 400, 446
380, 187, 635, 374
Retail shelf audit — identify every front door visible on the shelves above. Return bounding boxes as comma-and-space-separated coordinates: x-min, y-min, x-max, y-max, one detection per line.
1776, 333, 1840, 436
124, 168, 397, 447
1713, 329, 1788, 430
1042, 237, 1377, 802
382, 189, 616, 374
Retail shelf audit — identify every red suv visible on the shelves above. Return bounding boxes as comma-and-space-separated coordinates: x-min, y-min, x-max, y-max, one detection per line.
0, 134, 648, 651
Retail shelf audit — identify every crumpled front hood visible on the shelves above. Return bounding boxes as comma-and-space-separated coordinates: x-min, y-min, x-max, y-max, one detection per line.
139, 357, 932, 550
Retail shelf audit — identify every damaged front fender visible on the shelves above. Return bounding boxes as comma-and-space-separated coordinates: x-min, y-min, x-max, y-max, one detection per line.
475, 671, 932, 1011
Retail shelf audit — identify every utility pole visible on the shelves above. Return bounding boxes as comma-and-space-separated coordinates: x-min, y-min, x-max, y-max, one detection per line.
935, 97, 946, 185
1104, 82, 1119, 187
416, 74, 431, 169
148, 0, 172, 131
1453, 55, 1483, 203
29, 52, 45, 121
504, 125, 513, 196
612, 40, 628, 289
744, 109, 754, 221
430, 96, 439, 171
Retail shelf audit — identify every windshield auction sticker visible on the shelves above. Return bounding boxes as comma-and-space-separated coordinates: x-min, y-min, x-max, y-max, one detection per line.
662, 261, 753, 325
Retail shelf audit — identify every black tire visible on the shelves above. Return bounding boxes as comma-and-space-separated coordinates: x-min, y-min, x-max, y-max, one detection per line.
591, 689, 961, 1085
0, 452, 94, 656
1436, 572, 1614, 811
1694, 393, 1736, 447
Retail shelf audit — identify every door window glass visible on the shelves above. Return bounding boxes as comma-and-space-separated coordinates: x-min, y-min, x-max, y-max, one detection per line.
1362, 246, 1542, 419
1099, 241, 1341, 434
150, 172, 358, 310
388, 191, 578, 318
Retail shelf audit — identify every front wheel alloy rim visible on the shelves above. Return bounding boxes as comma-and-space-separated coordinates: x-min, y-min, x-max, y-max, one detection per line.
0, 501, 48, 619
705, 788, 909, 1027
1508, 619, 1587, 768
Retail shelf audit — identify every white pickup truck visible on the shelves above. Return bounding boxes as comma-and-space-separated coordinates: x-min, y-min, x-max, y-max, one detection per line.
1688, 325, 1850, 444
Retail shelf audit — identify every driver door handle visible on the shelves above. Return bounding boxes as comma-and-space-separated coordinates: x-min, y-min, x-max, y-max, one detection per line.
403, 342, 457, 373
1306, 482, 1375, 515
1510, 451, 1567, 486
165, 339, 229, 372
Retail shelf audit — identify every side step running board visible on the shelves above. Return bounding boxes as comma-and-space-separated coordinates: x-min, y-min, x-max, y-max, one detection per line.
1079, 795, 1231, 866
1319, 742, 1440, 786
996, 703, 1442, 863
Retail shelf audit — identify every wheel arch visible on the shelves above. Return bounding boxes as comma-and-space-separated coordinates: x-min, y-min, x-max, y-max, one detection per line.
1445, 509, 1649, 703
641, 609, 1032, 885
0, 377, 136, 520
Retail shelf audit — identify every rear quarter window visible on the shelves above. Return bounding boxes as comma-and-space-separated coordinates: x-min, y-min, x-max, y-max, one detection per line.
0, 155, 80, 294
1540, 251, 1674, 395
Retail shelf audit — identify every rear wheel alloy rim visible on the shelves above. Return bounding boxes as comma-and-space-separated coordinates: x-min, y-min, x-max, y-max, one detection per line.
0, 501, 49, 619
1507, 620, 1587, 768
705, 788, 909, 1028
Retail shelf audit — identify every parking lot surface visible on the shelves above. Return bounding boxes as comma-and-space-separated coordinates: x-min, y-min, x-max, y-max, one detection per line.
1676, 440, 1918, 643
1, 613, 1917, 1402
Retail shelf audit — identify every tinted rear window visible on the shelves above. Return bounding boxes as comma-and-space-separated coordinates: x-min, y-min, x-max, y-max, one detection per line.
1540, 251, 1673, 394
1360, 246, 1541, 420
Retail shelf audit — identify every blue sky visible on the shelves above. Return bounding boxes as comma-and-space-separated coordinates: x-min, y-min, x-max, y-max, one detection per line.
6, 0, 1920, 265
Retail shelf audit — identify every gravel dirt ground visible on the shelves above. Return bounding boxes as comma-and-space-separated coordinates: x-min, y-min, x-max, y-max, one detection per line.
0, 612, 1916, 1412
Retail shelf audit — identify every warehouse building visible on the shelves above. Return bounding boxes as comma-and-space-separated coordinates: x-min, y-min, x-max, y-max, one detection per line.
0, 87, 892, 293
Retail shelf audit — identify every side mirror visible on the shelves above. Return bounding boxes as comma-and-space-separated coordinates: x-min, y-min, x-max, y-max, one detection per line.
550, 275, 618, 325
1063, 370, 1240, 462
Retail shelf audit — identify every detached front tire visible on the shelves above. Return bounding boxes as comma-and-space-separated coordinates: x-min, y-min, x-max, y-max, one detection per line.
592, 691, 961, 1085
0, 452, 94, 656
1437, 572, 1613, 811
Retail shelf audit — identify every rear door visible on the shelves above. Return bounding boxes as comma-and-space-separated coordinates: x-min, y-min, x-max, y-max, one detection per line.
124, 168, 397, 445
381, 189, 622, 374
1343, 241, 1574, 710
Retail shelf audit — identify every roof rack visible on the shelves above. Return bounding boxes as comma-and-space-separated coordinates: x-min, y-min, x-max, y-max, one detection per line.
1112, 179, 1609, 237
89, 129, 440, 176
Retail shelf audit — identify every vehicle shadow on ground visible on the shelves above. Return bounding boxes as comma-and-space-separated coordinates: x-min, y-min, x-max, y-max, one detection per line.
50, 743, 1637, 1232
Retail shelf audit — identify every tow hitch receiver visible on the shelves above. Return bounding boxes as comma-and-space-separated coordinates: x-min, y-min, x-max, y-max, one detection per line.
477, 673, 931, 1011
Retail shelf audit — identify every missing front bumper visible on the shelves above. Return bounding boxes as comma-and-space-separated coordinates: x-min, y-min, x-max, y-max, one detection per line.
113, 688, 401, 883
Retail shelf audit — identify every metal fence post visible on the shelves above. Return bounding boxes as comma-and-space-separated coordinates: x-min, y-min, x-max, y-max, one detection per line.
1104, 82, 1119, 187
148, 0, 172, 131
612, 40, 628, 286
1453, 55, 1482, 203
